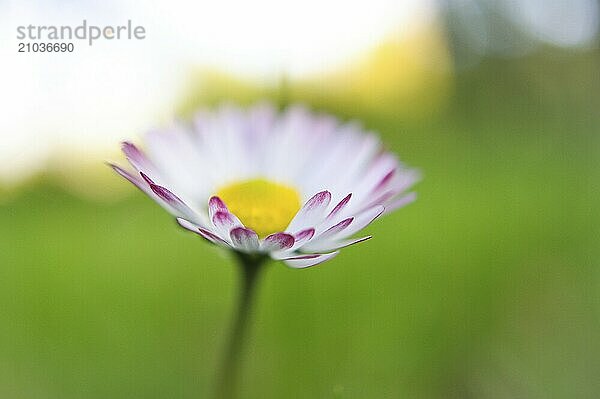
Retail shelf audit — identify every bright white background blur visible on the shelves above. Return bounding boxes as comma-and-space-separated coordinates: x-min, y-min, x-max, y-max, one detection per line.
0, 0, 434, 185
0, 0, 597, 186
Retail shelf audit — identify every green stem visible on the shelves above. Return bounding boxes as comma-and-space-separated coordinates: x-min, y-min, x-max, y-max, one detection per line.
214, 253, 266, 399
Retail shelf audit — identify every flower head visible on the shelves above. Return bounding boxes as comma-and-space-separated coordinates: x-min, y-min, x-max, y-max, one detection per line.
110, 103, 419, 268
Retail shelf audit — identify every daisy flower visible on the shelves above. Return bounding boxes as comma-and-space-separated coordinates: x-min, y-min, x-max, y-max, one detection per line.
110, 103, 418, 268
110, 102, 419, 398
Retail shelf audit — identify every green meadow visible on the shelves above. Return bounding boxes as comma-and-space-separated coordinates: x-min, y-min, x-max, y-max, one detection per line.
1, 52, 598, 398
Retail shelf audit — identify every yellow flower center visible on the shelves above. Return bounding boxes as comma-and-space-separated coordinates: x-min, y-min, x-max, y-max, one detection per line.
216, 178, 301, 237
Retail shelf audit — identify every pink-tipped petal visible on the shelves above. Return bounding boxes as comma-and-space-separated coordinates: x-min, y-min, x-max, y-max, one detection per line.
176, 217, 203, 232
212, 211, 242, 229
108, 163, 151, 194
327, 193, 352, 220
261, 233, 295, 252
176, 218, 229, 246
317, 217, 353, 241
304, 190, 332, 211
282, 228, 317, 253
208, 196, 228, 219
305, 205, 384, 251
372, 169, 396, 193
230, 227, 260, 252
211, 211, 243, 239
198, 228, 229, 245
294, 228, 315, 243
139, 171, 155, 185
148, 183, 197, 220
286, 190, 332, 232
283, 251, 339, 269
339, 205, 385, 238
109, 164, 202, 221
121, 141, 153, 172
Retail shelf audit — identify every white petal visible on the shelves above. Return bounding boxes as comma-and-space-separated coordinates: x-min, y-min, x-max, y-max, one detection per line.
283, 251, 339, 268
230, 227, 260, 252
286, 190, 332, 232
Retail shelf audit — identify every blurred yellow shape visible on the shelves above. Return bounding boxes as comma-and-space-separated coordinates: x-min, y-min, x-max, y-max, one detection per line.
180, 20, 453, 121
300, 23, 453, 119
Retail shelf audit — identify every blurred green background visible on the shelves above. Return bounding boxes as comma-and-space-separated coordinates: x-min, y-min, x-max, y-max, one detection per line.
2, 2, 600, 398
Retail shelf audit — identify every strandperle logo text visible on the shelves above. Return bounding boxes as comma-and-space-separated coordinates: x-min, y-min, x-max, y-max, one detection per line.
16, 20, 146, 46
